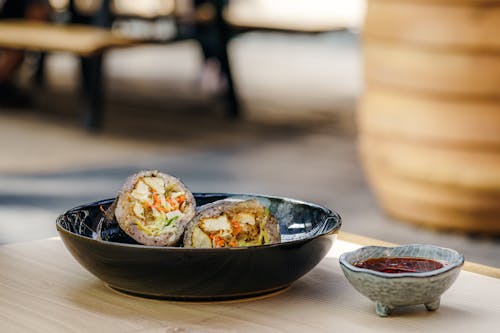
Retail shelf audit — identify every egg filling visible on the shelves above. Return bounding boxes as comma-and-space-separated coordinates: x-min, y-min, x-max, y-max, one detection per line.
128, 176, 187, 237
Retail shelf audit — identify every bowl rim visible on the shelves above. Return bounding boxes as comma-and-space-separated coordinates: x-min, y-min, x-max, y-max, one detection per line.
339, 244, 464, 278
56, 192, 342, 252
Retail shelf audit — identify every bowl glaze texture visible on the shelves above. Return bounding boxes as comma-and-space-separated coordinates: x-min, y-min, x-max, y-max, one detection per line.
56, 193, 341, 301
339, 244, 464, 316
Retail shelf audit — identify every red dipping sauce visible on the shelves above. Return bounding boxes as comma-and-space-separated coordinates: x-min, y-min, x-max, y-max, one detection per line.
354, 257, 444, 273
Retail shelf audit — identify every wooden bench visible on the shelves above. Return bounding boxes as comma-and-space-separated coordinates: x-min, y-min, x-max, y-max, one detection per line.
0, 19, 137, 130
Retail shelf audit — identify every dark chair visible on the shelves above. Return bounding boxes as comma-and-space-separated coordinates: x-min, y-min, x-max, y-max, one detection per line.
34, 0, 239, 130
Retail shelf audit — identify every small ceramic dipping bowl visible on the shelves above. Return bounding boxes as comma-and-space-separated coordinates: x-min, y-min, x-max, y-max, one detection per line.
339, 244, 464, 316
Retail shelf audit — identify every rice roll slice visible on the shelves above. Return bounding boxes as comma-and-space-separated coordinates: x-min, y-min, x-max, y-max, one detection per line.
184, 199, 281, 248
114, 170, 196, 246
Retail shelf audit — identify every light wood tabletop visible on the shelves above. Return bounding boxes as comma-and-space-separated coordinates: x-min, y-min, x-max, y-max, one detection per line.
0, 233, 498, 332
0, 20, 136, 56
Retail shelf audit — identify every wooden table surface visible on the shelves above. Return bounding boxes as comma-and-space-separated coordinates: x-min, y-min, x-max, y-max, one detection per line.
0, 20, 136, 56
1, 233, 499, 333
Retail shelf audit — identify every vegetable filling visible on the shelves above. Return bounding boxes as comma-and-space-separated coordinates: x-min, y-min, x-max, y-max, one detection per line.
129, 176, 187, 236
193, 211, 271, 248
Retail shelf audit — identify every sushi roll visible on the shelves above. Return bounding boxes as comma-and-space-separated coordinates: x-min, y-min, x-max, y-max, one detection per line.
113, 170, 196, 246
183, 199, 281, 248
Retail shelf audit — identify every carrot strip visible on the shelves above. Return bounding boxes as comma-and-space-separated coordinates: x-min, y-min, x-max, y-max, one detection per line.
231, 221, 242, 237
151, 193, 168, 213
152, 193, 160, 205
210, 234, 225, 248
176, 195, 186, 205
166, 197, 178, 210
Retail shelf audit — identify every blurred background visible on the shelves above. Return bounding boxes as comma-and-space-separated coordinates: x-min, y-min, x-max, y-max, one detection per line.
1, 0, 499, 267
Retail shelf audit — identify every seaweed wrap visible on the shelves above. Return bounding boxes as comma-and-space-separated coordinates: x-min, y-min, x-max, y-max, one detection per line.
114, 170, 196, 246
183, 199, 281, 248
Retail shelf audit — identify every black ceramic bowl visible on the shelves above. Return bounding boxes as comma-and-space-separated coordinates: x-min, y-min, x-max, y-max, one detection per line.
56, 193, 341, 301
